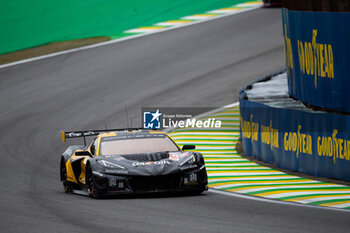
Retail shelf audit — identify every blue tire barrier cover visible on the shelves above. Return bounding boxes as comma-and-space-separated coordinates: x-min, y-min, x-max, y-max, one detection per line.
239, 73, 350, 182
282, 8, 350, 113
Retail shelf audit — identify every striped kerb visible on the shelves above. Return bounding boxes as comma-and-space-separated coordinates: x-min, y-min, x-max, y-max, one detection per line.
168, 105, 350, 210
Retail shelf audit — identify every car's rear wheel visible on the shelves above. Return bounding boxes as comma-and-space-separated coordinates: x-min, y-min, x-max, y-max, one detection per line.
86, 166, 100, 199
60, 160, 72, 193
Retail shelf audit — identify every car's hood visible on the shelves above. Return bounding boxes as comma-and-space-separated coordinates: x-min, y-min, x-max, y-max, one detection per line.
96, 151, 197, 176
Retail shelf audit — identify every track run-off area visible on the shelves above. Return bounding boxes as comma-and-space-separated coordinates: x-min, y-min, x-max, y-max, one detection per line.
124, 1, 262, 35
168, 104, 350, 210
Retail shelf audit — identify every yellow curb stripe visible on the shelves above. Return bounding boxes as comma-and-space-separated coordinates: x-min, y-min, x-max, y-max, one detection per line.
254, 189, 350, 197
209, 180, 315, 187
319, 200, 350, 207
227, 183, 340, 192
285, 194, 350, 202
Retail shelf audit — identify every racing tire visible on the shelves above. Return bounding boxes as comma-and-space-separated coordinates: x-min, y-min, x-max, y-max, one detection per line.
86, 166, 100, 199
61, 159, 72, 193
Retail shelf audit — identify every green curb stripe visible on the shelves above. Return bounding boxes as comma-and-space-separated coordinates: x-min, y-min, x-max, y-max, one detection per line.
208, 179, 310, 185
205, 160, 250, 162
277, 193, 350, 201
172, 138, 237, 142
205, 165, 262, 168
208, 174, 296, 179
169, 137, 239, 140
204, 161, 251, 164
172, 138, 239, 141
205, 158, 242, 160
177, 143, 236, 146
246, 187, 350, 195
173, 135, 239, 137
207, 169, 276, 172
203, 152, 240, 154
219, 183, 333, 190
205, 157, 242, 159
308, 199, 350, 205
205, 154, 241, 156
170, 133, 240, 136
194, 149, 238, 152
203, 153, 240, 155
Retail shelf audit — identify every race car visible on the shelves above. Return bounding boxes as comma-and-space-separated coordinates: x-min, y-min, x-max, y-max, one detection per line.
60, 128, 208, 198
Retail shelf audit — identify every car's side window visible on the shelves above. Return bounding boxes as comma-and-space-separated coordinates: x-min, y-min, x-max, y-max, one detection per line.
90, 138, 98, 155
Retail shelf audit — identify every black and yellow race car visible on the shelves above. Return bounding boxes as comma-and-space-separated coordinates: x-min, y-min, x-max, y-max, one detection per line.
60, 129, 208, 198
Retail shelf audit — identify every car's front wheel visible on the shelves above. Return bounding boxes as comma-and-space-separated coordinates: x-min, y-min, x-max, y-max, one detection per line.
86, 166, 100, 199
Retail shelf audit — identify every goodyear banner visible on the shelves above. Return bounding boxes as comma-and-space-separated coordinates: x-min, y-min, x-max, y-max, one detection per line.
239, 98, 350, 181
282, 9, 350, 113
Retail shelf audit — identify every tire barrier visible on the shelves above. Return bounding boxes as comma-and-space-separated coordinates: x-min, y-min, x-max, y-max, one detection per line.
282, 3, 350, 113
239, 72, 350, 181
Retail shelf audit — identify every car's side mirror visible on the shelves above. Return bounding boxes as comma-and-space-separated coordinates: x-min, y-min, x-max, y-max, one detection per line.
75, 151, 92, 157
182, 145, 196, 150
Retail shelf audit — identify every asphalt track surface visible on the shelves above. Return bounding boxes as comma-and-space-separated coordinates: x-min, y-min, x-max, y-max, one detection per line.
1, 8, 349, 233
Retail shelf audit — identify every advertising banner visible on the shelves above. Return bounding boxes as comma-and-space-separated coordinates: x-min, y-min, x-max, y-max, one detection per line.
282, 9, 350, 113
239, 98, 350, 181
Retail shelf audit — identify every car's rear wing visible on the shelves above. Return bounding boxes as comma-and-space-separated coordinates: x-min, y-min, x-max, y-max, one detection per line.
60, 128, 144, 145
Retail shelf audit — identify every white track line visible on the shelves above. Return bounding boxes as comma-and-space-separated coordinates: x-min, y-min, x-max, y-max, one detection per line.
208, 9, 240, 14
298, 196, 350, 204
328, 203, 350, 208
181, 15, 216, 20
0, 7, 261, 69
208, 177, 304, 182
266, 191, 350, 199
208, 189, 350, 213
125, 28, 163, 33
213, 181, 320, 189
156, 22, 189, 26
237, 185, 347, 194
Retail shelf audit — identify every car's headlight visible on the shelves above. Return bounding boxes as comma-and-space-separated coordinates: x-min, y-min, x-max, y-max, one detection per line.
179, 155, 196, 167
97, 160, 125, 169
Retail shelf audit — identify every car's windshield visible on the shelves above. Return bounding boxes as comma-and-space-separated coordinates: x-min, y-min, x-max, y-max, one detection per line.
100, 137, 179, 156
